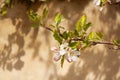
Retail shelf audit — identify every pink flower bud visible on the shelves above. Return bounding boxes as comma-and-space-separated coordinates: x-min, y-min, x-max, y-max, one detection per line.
67, 57, 73, 63
51, 46, 58, 53
53, 53, 61, 61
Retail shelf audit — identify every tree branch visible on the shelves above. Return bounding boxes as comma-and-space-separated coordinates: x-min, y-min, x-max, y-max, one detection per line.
41, 26, 53, 32
72, 38, 120, 49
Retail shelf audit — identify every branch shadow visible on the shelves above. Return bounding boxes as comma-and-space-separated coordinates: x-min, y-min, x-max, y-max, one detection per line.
0, 1, 43, 71
99, 3, 120, 40
48, 0, 91, 30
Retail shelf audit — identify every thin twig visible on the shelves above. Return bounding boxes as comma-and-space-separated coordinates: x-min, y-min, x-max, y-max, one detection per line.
71, 38, 120, 47
41, 26, 53, 32
44, 26, 53, 32
41, 26, 120, 49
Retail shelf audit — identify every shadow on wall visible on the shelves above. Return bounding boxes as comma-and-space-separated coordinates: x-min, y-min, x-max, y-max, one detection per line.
99, 3, 120, 40
48, 0, 91, 30
60, 48, 120, 80
0, 1, 43, 71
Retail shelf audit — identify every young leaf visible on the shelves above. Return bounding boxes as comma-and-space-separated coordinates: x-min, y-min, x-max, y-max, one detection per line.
54, 13, 62, 26
29, 10, 41, 27
84, 22, 92, 31
81, 39, 92, 49
69, 42, 80, 49
42, 8, 48, 19
29, 10, 40, 21
88, 32, 103, 41
53, 30, 62, 44
68, 30, 78, 38
96, 32, 103, 40
113, 40, 120, 45
76, 15, 86, 32
88, 32, 95, 40
6, 0, 12, 7
68, 31, 75, 38
100, 0, 107, 6
0, 8, 7, 16
62, 31, 68, 40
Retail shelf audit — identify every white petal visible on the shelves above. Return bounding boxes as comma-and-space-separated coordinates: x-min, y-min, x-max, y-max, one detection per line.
51, 46, 58, 52
94, 0, 101, 6
72, 56, 78, 61
72, 50, 81, 56
67, 57, 73, 63
60, 42, 68, 49
75, 51, 80, 55
59, 49, 67, 55
53, 53, 61, 61
99, 7, 103, 11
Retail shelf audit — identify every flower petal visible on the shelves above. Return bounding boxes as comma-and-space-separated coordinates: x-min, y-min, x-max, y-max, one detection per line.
67, 57, 73, 63
94, 0, 101, 6
72, 56, 78, 61
60, 42, 68, 49
51, 46, 59, 52
53, 53, 61, 61
99, 7, 103, 11
59, 49, 67, 55
74, 50, 80, 56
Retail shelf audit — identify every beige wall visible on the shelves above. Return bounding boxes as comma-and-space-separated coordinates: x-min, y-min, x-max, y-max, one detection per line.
0, 0, 120, 80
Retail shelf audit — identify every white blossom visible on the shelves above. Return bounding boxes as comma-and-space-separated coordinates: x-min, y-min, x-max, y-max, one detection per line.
67, 49, 80, 63
53, 53, 61, 61
51, 46, 58, 53
93, 0, 104, 11
51, 42, 81, 62
94, 0, 101, 6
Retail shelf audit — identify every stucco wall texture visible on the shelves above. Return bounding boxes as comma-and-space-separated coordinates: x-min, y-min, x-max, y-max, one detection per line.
0, 0, 120, 80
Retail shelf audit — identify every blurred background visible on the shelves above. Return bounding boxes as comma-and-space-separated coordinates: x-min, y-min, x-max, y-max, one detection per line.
0, 0, 120, 80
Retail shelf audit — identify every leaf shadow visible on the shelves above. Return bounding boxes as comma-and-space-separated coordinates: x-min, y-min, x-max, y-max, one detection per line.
0, 1, 43, 71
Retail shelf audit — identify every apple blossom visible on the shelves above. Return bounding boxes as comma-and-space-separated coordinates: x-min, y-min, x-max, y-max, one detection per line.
51, 42, 80, 63
93, 0, 104, 11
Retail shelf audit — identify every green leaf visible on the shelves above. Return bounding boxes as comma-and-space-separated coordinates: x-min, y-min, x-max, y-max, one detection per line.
100, 0, 107, 6
113, 40, 120, 45
88, 32, 95, 40
76, 15, 86, 32
29, 10, 40, 21
81, 39, 92, 49
29, 10, 41, 27
62, 31, 68, 40
69, 42, 80, 49
53, 30, 62, 44
1, 9, 7, 16
88, 32, 103, 41
68, 31, 75, 38
61, 55, 65, 68
96, 32, 103, 40
6, 0, 12, 7
84, 22, 92, 31
42, 8, 48, 19
49, 24, 55, 28
74, 30, 79, 36
54, 13, 62, 26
